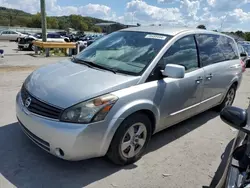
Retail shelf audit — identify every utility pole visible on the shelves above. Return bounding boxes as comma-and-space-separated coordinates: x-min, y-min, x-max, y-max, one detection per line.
40, 0, 47, 42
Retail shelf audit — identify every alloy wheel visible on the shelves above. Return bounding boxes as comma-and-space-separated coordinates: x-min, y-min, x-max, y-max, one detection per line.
225, 88, 235, 106
120, 123, 147, 158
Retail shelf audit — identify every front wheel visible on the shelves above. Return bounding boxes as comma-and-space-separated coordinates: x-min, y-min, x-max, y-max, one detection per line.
107, 113, 152, 165
29, 44, 34, 51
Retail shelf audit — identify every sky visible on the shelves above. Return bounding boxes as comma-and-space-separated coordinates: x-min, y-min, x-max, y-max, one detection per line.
1, 0, 250, 31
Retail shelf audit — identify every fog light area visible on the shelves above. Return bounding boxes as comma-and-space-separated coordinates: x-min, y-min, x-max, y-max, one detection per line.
55, 148, 65, 157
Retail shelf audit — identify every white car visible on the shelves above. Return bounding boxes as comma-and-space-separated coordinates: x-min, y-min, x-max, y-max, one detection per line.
0, 30, 27, 41
18, 33, 69, 51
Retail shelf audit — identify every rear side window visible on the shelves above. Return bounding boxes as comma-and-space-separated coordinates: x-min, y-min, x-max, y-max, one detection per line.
195, 34, 239, 67
225, 37, 239, 60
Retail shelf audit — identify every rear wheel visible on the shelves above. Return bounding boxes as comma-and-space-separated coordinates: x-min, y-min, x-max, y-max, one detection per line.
107, 113, 152, 165
216, 85, 236, 112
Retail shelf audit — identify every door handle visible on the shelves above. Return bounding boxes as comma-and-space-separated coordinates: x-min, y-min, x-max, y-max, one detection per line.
195, 76, 203, 84
206, 73, 213, 80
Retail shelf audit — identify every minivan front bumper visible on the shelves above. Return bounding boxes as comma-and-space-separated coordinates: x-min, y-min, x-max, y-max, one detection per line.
16, 92, 122, 161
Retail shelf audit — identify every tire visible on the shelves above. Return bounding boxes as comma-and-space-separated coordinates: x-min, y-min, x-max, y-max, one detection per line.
29, 44, 33, 51
107, 113, 152, 165
246, 60, 250, 68
215, 84, 237, 112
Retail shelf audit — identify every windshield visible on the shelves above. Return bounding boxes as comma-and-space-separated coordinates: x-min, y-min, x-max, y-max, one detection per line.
242, 44, 250, 55
75, 31, 172, 75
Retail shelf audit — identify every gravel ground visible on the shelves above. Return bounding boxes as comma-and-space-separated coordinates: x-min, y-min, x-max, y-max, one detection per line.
0, 42, 250, 188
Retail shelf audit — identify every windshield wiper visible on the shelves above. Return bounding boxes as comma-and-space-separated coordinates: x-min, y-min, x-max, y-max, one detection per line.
71, 56, 93, 68
73, 57, 117, 74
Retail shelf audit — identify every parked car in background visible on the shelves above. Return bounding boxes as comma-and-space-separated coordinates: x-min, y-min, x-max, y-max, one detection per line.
216, 105, 250, 188
79, 35, 91, 41
238, 43, 249, 68
240, 42, 250, 68
18, 36, 36, 50
0, 30, 27, 41
87, 35, 104, 46
16, 27, 244, 165
56, 31, 68, 37
18, 33, 69, 51
46, 33, 70, 42
20, 32, 33, 36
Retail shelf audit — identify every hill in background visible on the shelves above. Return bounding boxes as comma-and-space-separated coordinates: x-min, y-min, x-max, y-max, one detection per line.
0, 6, 113, 32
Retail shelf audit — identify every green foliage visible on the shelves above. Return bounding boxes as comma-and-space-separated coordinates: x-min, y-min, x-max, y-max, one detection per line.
27, 13, 41, 28
0, 6, 32, 26
47, 17, 59, 29
244, 32, 250, 41
79, 21, 88, 31
92, 26, 102, 33
235, 30, 245, 38
227, 31, 250, 41
0, 6, 113, 31
57, 17, 70, 30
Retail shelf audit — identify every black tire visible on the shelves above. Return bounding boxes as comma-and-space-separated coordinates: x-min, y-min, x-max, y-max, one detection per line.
246, 60, 250, 68
29, 44, 33, 51
107, 113, 152, 165
215, 84, 237, 112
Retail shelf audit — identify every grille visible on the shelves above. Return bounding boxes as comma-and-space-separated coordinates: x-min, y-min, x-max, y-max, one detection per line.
21, 86, 63, 119
18, 118, 50, 152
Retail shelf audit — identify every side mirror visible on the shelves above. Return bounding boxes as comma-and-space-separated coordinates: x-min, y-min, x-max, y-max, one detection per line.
220, 106, 249, 134
161, 64, 185, 78
240, 52, 248, 57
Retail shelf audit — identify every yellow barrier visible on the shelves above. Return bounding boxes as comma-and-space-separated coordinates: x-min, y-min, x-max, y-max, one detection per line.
33, 41, 76, 49
32, 41, 78, 57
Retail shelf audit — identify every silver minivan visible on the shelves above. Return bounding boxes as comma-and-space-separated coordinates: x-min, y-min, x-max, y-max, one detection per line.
16, 26, 244, 165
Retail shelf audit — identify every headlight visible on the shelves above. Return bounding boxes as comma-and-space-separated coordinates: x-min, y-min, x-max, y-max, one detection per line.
60, 94, 118, 123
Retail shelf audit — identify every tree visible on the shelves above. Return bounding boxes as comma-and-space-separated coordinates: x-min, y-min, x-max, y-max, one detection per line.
92, 26, 102, 33
58, 18, 70, 30
28, 13, 41, 28
79, 21, 88, 31
197, 25, 206, 29
47, 17, 59, 29
235, 30, 245, 38
8, 9, 20, 26
245, 32, 250, 41
137, 23, 141, 26
69, 15, 85, 30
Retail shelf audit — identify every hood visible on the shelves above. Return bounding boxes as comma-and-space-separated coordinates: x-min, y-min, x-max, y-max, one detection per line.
24, 59, 140, 108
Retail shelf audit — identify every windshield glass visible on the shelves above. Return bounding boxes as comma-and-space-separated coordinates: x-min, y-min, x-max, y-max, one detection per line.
75, 31, 172, 75
242, 44, 250, 54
